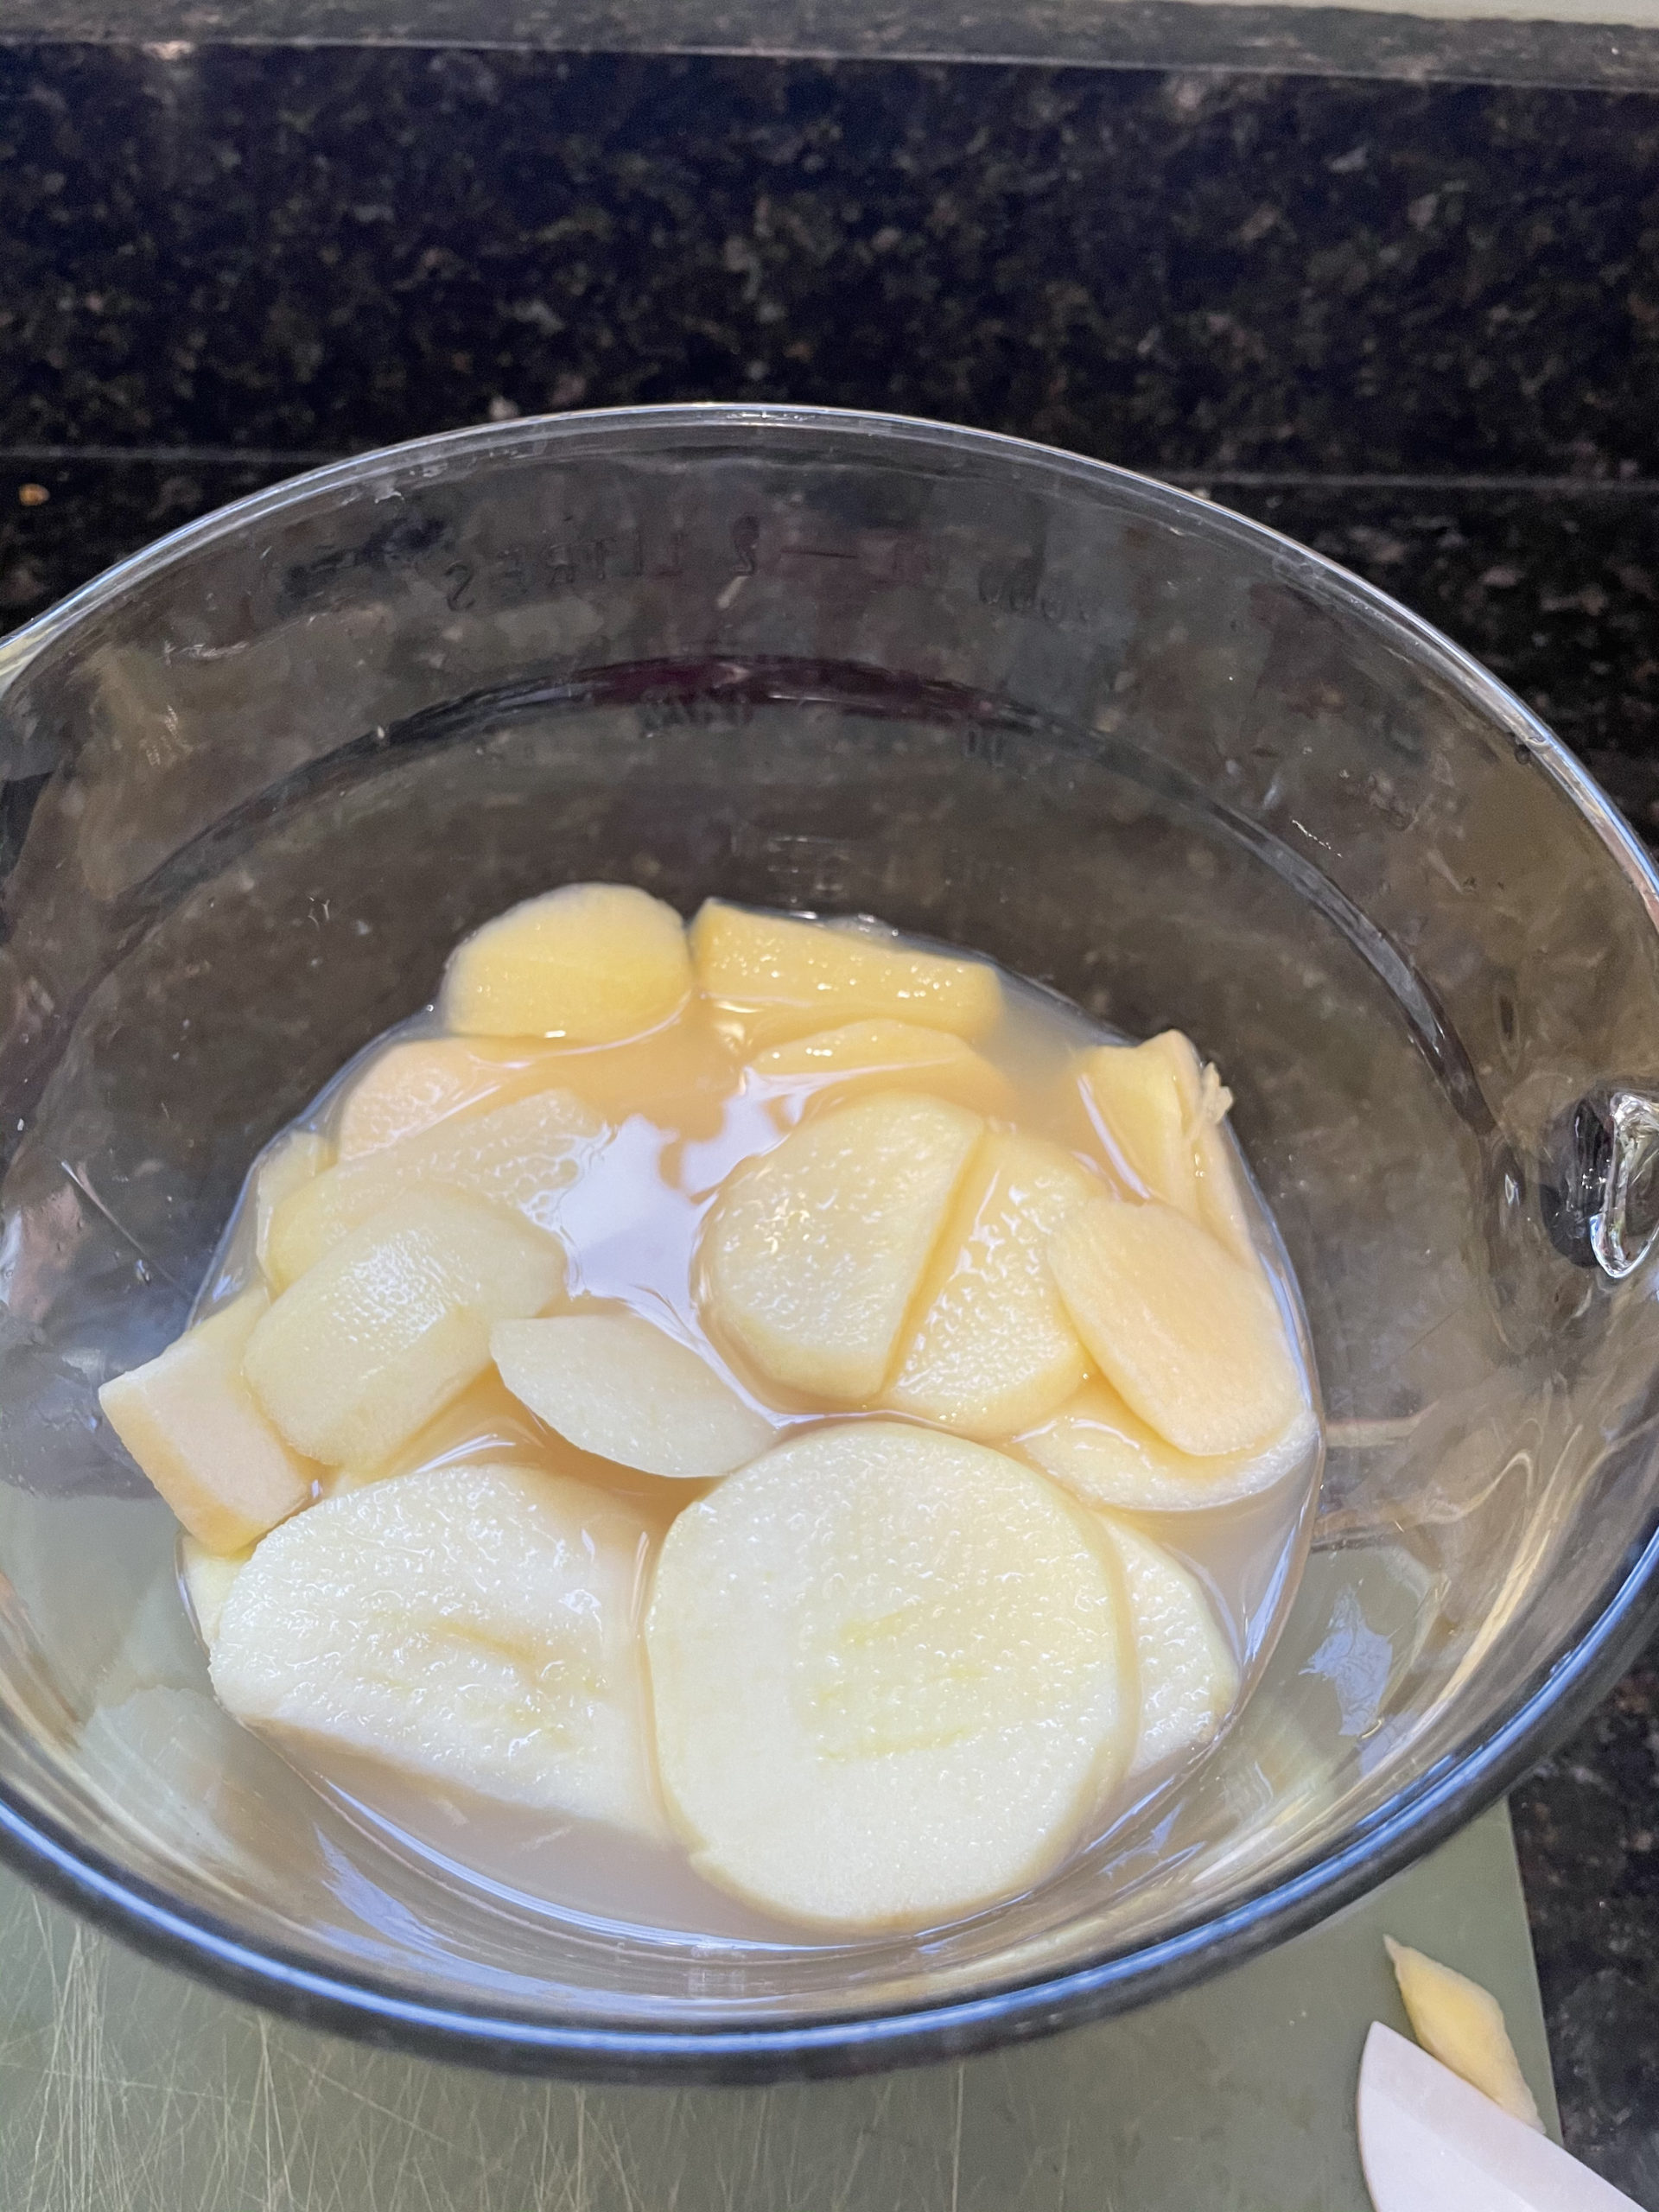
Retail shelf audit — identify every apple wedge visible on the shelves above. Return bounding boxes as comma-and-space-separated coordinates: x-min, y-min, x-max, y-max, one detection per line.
1384, 1938, 1543, 2129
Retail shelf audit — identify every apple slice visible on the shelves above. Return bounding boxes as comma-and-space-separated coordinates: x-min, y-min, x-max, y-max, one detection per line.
1098, 1516, 1238, 1776
700, 1090, 983, 1399
443, 881, 693, 1043
691, 902, 1002, 1045
335, 1036, 566, 1160
212, 1462, 663, 1838
1023, 1377, 1317, 1512
1077, 1033, 1204, 1215
251, 1130, 333, 1280
1048, 1197, 1303, 1457
887, 1132, 1102, 1438
264, 1084, 604, 1290
646, 1421, 1133, 1928
1384, 1938, 1543, 2130
245, 1188, 566, 1468
1078, 1032, 1260, 1268
493, 1313, 772, 1478
750, 1020, 1014, 1118
98, 1290, 319, 1552
181, 1536, 249, 1647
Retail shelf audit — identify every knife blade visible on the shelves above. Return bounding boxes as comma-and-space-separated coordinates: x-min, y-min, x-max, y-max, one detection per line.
1358, 2022, 1641, 2212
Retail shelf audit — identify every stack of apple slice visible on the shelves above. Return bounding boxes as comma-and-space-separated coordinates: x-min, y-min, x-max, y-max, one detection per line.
98, 883, 1316, 1932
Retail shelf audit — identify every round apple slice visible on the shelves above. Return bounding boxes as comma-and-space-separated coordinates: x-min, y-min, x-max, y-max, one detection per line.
443, 881, 692, 1044
1097, 1516, 1239, 1777
645, 1421, 1134, 1929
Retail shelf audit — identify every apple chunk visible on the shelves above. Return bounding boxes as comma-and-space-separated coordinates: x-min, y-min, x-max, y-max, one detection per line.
691, 901, 1002, 1044
443, 881, 692, 1043
99, 1290, 319, 1552
493, 1313, 773, 1479
264, 1085, 603, 1290
887, 1133, 1102, 1438
700, 1090, 983, 1400
1048, 1197, 1302, 1457
245, 1188, 566, 1468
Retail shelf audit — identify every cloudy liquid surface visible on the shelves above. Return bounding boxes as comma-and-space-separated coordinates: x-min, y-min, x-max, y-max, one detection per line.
194, 918, 1322, 1948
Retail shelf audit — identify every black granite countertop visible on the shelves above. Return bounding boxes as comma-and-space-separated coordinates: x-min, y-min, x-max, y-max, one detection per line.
0, 41, 1656, 2197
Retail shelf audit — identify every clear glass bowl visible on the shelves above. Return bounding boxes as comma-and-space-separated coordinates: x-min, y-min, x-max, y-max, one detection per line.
1, 404, 1656, 2082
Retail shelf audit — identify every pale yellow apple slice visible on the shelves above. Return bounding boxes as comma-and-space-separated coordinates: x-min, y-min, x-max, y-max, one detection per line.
443, 881, 692, 1042
1192, 1106, 1259, 1268
181, 1536, 249, 1647
691, 901, 1002, 1045
887, 1132, 1103, 1438
492, 1313, 773, 1479
1077, 1033, 1203, 1215
245, 1188, 566, 1468
251, 1129, 333, 1279
334, 1036, 566, 1159
98, 1290, 319, 1552
749, 1019, 1014, 1118
1023, 1377, 1318, 1512
1384, 1938, 1543, 2130
1099, 1516, 1239, 1776
1048, 1197, 1302, 1456
264, 1085, 604, 1290
699, 1090, 983, 1399
211, 1462, 662, 1837
1078, 1032, 1260, 1268
646, 1421, 1133, 1928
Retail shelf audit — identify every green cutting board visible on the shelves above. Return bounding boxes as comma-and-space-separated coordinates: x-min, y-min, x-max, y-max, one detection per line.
0, 1801, 1554, 2212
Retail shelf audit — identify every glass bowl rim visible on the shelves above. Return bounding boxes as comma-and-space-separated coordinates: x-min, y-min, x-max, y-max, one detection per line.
2, 401, 1656, 2082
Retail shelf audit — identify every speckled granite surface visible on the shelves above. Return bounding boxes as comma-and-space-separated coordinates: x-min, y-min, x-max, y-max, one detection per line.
1, 48, 1658, 475
0, 41, 1656, 2197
